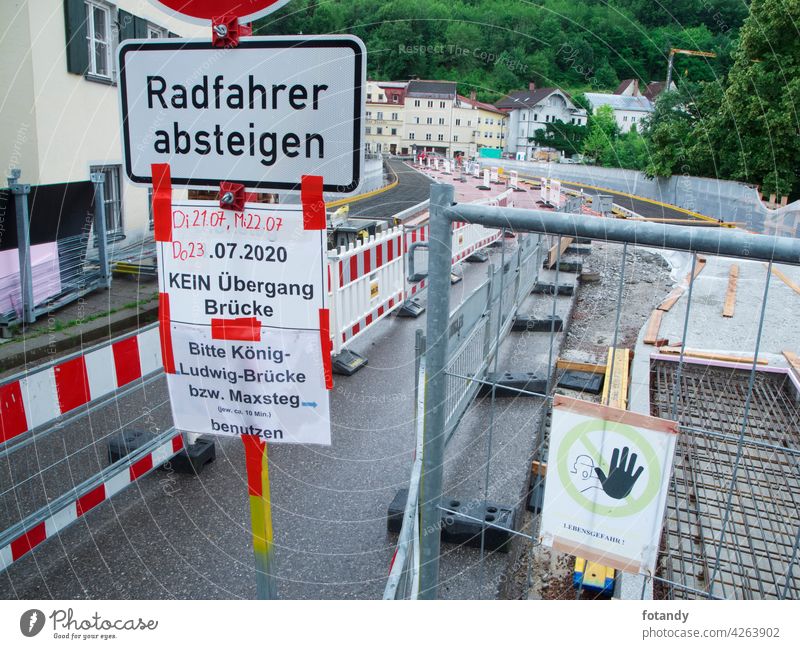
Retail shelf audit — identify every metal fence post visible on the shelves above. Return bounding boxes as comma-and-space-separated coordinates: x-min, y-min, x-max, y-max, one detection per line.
8, 169, 35, 325
90, 172, 111, 288
418, 182, 454, 599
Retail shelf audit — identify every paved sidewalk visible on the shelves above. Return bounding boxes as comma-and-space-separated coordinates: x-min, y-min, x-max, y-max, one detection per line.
0, 273, 158, 377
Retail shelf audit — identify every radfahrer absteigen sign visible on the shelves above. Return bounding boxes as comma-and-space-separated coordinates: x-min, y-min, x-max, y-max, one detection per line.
155, 197, 332, 445
118, 35, 365, 193
539, 395, 679, 574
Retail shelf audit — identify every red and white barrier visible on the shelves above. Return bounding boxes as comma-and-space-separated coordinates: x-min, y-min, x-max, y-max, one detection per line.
490, 167, 499, 184
0, 326, 162, 445
328, 227, 406, 354
509, 170, 520, 190
0, 432, 183, 570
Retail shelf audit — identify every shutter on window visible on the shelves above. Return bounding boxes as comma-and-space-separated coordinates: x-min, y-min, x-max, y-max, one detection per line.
118, 9, 136, 41
134, 16, 148, 38
64, 0, 88, 75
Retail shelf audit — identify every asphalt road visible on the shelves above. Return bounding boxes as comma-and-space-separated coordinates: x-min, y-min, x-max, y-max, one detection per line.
0, 241, 576, 600
560, 181, 716, 223
346, 159, 434, 220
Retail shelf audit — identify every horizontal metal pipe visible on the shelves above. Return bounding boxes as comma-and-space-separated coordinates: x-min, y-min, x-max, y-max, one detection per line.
448, 203, 800, 265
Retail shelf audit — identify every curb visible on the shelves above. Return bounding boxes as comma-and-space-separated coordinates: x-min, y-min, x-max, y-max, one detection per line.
0, 305, 159, 374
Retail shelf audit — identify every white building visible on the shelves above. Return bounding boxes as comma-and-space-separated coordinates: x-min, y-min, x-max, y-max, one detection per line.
584, 79, 654, 133
495, 83, 587, 160
0, 0, 201, 250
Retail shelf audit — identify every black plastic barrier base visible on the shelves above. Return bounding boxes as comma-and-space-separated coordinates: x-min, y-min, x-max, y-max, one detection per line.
171, 436, 216, 474
332, 349, 368, 376
396, 299, 426, 318
466, 250, 489, 263
557, 370, 604, 395
544, 260, 583, 273
532, 282, 575, 296
477, 372, 547, 398
511, 314, 564, 333
567, 244, 593, 256
108, 430, 216, 475
387, 489, 516, 553
107, 429, 156, 464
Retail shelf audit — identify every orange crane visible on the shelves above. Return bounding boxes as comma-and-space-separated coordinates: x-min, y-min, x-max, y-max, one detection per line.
665, 48, 717, 89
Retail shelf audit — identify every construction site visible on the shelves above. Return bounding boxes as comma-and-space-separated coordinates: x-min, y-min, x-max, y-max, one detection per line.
1, 156, 798, 603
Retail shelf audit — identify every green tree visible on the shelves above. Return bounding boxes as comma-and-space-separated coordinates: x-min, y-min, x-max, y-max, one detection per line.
693, 0, 800, 197
582, 105, 619, 165
641, 86, 698, 177
532, 120, 588, 155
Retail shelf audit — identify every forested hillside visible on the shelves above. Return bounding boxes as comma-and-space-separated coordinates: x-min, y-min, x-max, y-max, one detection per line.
256, 0, 747, 100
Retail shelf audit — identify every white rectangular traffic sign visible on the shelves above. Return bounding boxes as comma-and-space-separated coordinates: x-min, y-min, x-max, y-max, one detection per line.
539, 395, 678, 574
165, 324, 331, 445
118, 36, 365, 193
158, 201, 326, 330
157, 199, 331, 445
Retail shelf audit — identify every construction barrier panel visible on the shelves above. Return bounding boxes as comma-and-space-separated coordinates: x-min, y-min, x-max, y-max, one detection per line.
0, 325, 184, 572
328, 227, 406, 355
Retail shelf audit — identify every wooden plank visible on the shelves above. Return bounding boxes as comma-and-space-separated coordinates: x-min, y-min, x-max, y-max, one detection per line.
547, 236, 574, 268
658, 287, 685, 312
722, 264, 739, 318
658, 347, 769, 365
768, 265, 800, 296
643, 309, 665, 345
555, 358, 607, 374
783, 351, 800, 377
658, 255, 706, 312
600, 347, 631, 409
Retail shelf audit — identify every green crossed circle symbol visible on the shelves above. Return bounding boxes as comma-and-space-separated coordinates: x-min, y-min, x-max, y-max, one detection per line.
557, 419, 662, 518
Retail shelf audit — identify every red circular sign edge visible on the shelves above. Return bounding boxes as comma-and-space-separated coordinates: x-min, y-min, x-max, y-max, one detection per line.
150, 0, 292, 22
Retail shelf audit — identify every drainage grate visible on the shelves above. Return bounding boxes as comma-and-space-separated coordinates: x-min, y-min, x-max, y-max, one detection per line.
650, 360, 800, 600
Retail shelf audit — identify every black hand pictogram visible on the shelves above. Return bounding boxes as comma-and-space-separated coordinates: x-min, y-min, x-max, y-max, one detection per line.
594, 446, 643, 499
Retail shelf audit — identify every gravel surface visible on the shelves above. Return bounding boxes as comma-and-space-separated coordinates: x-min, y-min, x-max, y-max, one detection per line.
501, 241, 674, 600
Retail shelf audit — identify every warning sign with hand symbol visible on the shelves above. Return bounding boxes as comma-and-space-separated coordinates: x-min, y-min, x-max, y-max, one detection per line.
539, 396, 679, 575
594, 446, 644, 500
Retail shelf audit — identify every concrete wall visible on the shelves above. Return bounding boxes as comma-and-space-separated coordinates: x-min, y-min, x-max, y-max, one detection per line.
483, 158, 800, 238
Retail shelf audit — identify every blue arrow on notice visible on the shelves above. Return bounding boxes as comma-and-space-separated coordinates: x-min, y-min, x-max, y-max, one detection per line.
301, 401, 318, 408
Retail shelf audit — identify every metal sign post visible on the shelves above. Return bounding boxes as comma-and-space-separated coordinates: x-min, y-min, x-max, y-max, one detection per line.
243, 435, 278, 599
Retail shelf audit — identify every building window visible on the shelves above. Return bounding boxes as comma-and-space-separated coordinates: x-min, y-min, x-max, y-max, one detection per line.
477, 117, 481, 124
366, 126, 371, 134
426, 133, 432, 140
623, 115, 628, 122
147, 24, 165, 38
91, 165, 123, 235
427, 100, 433, 108
438, 118, 445, 125
366, 111, 372, 118
86, 1, 112, 79
414, 100, 420, 107
391, 112, 398, 120
409, 132, 415, 140
377, 111, 384, 120
453, 134, 458, 142
426, 117, 433, 124
632, 116, 636, 122
439, 101, 445, 108
367, 93, 372, 101
468, 120, 471, 127
391, 128, 397, 135
437, 134, 444, 141
455, 119, 461, 126
414, 117, 420, 124
377, 127, 383, 134
392, 96, 398, 103
533, 113, 537, 121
